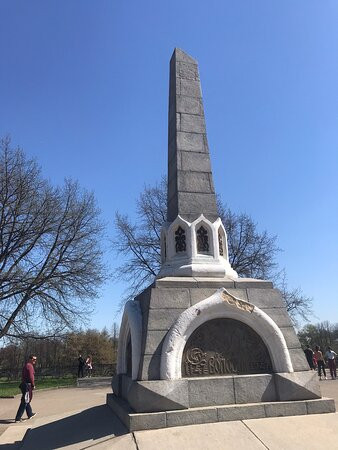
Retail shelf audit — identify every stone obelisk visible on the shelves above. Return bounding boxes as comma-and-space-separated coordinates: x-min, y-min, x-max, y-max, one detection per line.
167, 48, 218, 223
107, 49, 335, 432
159, 48, 237, 278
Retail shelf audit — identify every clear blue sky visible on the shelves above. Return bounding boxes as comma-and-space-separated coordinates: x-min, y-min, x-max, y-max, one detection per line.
1, 1, 337, 330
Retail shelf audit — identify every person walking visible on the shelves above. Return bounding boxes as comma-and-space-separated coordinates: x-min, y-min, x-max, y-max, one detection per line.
314, 346, 327, 380
85, 355, 93, 377
77, 354, 85, 378
325, 347, 337, 380
304, 345, 315, 370
15, 354, 37, 422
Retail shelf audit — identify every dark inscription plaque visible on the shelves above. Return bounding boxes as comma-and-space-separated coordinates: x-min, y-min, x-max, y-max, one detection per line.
182, 318, 273, 377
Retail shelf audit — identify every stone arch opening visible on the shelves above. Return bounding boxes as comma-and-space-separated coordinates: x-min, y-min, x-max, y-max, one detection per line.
126, 333, 132, 377
116, 301, 142, 380
196, 224, 210, 253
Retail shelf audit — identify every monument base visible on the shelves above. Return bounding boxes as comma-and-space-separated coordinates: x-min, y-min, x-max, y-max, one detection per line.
112, 372, 323, 413
119, 276, 314, 382
107, 392, 335, 432
113, 276, 333, 431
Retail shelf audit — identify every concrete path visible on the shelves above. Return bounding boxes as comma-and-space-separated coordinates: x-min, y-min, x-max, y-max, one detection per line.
0, 386, 126, 449
0, 380, 337, 449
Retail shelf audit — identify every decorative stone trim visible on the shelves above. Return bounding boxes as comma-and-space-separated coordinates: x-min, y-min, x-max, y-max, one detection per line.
117, 301, 142, 380
160, 288, 293, 380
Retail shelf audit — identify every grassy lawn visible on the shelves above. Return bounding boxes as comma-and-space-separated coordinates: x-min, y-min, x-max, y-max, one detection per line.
0, 377, 76, 397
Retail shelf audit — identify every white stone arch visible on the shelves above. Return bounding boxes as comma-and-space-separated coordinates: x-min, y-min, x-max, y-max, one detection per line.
160, 289, 293, 380
117, 301, 142, 380
191, 215, 214, 257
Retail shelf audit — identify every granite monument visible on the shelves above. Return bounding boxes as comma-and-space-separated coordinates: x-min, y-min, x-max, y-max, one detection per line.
107, 48, 335, 431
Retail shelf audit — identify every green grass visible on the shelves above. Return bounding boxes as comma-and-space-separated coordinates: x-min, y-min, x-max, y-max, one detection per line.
0, 376, 76, 397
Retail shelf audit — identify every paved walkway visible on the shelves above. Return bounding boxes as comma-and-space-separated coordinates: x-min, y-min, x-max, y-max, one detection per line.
0, 386, 126, 449
0, 380, 337, 449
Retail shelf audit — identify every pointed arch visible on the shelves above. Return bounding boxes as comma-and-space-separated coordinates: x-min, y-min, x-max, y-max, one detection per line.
217, 222, 229, 260
167, 215, 192, 259
191, 215, 214, 257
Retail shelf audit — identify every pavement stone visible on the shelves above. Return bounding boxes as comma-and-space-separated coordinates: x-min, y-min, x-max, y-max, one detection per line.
0, 386, 125, 449
0, 425, 30, 447
93, 433, 137, 449
244, 412, 338, 450
134, 421, 266, 450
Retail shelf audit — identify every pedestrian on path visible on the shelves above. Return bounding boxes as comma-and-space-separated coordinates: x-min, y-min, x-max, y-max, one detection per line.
78, 354, 85, 378
325, 347, 337, 380
15, 354, 37, 422
304, 345, 315, 369
85, 355, 93, 377
314, 346, 327, 380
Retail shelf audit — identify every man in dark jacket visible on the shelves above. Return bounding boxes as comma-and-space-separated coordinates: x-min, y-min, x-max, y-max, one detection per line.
15, 355, 37, 422
78, 354, 85, 378
304, 345, 315, 369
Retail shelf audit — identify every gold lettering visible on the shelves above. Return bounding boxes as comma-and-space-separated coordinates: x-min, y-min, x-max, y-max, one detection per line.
208, 358, 215, 374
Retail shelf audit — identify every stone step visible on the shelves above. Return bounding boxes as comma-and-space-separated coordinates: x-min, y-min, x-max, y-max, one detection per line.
106, 393, 335, 432
77, 377, 112, 388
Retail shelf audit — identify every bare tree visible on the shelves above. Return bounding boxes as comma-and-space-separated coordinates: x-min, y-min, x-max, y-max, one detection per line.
0, 137, 106, 340
113, 177, 166, 306
298, 321, 338, 352
112, 177, 314, 323
217, 200, 279, 280
275, 270, 313, 325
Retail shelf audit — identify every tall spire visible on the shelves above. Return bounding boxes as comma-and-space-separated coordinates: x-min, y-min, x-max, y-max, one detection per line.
159, 49, 237, 279
167, 48, 219, 223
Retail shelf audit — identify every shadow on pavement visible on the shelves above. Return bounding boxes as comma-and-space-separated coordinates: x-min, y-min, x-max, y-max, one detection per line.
0, 444, 21, 449
21, 405, 128, 450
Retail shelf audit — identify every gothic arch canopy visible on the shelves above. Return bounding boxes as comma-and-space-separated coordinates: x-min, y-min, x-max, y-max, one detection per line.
160, 289, 293, 380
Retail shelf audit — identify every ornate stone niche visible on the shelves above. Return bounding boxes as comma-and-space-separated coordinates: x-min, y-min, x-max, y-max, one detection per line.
196, 224, 210, 254
158, 214, 237, 278
175, 226, 186, 253
218, 226, 226, 256
182, 318, 273, 377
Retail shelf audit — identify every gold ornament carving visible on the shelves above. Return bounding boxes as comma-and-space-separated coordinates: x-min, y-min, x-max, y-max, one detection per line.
221, 292, 254, 313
